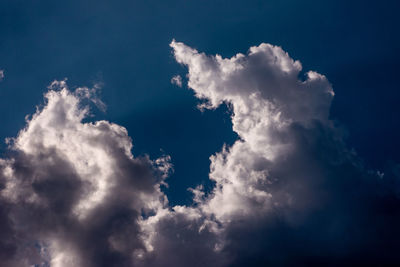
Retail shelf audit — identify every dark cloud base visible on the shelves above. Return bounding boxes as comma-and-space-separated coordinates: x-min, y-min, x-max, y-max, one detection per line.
226, 123, 400, 266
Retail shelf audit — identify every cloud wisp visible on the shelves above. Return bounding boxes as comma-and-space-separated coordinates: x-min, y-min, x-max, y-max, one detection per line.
171, 75, 183, 87
0, 41, 399, 266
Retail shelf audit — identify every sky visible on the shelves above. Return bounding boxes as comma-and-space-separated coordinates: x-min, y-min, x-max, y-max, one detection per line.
0, 0, 400, 266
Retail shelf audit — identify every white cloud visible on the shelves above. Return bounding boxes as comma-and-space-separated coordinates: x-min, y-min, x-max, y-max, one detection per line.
169, 39, 336, 222
0, 69, 4, 81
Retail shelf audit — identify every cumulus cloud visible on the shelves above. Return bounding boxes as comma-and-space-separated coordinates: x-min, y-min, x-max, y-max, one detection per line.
169, 40, 338, 221
167, 40, 400, 265
0, 81, 171, 266
1, 40, 400, 267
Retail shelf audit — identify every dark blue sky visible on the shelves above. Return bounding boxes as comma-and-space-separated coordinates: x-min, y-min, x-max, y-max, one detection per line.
0, 0, 399, 205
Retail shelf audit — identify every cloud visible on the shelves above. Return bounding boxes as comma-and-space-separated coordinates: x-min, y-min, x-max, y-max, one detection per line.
169, 40, 337, 221
0, 81, 171, 266
0, 69, 4, 81
169, 40, 400, 265
171, 75, 182, 87
0, 40, 400, 267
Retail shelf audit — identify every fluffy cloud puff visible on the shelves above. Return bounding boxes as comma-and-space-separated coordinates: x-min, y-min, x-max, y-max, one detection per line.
0, 81, 171, 266
1, 41, 400, 267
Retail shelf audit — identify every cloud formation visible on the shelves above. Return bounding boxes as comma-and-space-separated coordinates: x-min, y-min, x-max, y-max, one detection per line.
167, 40, 400, 265
0, 41, 399, 266
0, 82, 171, 266
0, 69, 4, 81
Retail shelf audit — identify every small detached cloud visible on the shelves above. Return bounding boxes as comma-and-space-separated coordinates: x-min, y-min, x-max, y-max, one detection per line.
0, 69, 4, 81
171, 75, 182, 87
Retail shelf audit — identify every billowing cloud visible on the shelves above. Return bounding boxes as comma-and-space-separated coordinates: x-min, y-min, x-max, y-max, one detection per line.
0, 40, 400, 267
167, 40, 400, 265
0, 82, 171, 266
